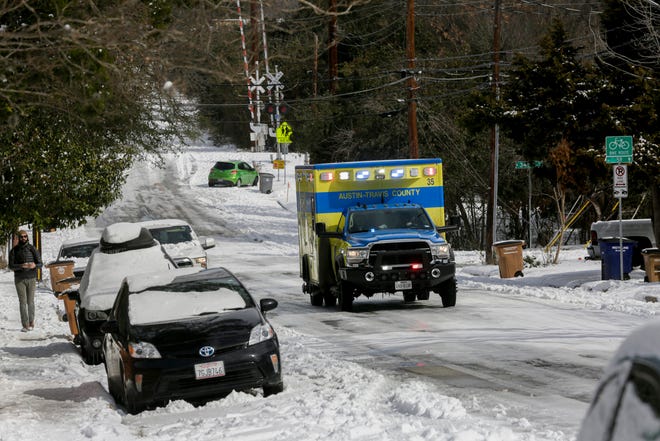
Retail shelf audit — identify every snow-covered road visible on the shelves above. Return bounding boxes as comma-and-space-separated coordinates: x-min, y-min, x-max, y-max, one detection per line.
2, 142, 659, 441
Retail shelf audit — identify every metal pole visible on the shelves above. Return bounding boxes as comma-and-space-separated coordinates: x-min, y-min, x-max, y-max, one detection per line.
619, 197, 623, 281
528, 167, 532, 247
406, 0, 419, 158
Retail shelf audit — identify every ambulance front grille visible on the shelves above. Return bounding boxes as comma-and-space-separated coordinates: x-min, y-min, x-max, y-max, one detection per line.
369, 242, 431, 266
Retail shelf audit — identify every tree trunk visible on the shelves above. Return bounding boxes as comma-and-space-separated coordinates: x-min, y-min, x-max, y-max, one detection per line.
652, 180, 660, 246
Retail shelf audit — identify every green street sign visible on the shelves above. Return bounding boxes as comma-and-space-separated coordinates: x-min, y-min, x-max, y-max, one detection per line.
605, 136, 633, 164
515, 160, 543, 169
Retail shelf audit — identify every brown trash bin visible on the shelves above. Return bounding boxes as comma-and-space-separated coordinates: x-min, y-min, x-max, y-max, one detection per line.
642, 248, 660, 283
492, 240, 525, 278
48, 260, 75, 292
47, 261, 80, 337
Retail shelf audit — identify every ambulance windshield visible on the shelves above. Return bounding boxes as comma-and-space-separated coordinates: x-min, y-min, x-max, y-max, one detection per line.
348, 208, 433, 233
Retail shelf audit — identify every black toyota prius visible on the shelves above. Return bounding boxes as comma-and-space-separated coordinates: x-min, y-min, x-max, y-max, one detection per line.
101, 267, 283, 414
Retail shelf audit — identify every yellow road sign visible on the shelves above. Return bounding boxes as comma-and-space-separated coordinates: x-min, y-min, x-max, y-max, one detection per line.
276, 122, 293, 144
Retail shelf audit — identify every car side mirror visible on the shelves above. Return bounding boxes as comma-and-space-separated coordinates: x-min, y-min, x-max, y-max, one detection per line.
436, 225, 460, 234
200, 236, 216, 249
315, 222, 342, 239
260, 298, 278, 313
100, 320, 119, 334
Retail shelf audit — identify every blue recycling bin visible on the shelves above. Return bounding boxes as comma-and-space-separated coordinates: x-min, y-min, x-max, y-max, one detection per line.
599, 237, 637, 280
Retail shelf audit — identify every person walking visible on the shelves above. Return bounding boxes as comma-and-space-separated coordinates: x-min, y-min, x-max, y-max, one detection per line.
8, 230, 43, 332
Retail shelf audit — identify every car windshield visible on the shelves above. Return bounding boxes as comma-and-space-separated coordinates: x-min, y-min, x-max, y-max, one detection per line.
214, 162, 235, 170
149, 226, 193, 244
128, 277, 255, 325
348, 208, 433, 233
60, 243, 98, 259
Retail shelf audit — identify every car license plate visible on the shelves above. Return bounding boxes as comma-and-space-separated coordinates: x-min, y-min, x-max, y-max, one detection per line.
395, 280, 412, 290
194, 361, 225, 380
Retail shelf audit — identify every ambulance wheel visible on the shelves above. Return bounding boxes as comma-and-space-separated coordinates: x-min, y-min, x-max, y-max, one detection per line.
310, 291, 323, 306
439, 278, 457, 308
323, 292, 337, 307
338, 282, 353, 312
403, 292, 416, 303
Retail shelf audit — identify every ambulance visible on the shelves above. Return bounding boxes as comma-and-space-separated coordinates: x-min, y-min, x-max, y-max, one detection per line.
295, 158, 457, 312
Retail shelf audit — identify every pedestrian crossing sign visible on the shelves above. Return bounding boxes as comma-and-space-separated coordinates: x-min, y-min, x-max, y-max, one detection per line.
276, 122, 293, 144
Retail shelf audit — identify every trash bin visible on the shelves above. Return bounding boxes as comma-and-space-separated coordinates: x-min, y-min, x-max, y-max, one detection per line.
599, 237, 636, 280
47, 260, 75, 292
642, 248, 660, 283
47, 260, 80, 337
259, 172, 274, 194
492, 240, 525, 278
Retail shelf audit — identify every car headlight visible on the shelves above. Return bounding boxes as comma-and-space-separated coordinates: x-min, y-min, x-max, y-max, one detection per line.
249, 323, 274, 346
85, 310, 108, 321
344, 247, 369, 265
128, 341, 161, 359
430, 243, 450, 260
194, 257, 207, 268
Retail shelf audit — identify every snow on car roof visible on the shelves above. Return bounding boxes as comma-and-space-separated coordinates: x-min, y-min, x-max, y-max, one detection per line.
101, 222, 142, 244
129, 288, 247, 325
124, 267, 203, 292
78, 245, 174, 310
136, 219, 190, 228
60, 237, 100, 247
607, 318, 660, 372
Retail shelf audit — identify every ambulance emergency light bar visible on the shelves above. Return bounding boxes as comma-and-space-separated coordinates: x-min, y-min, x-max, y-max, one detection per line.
318, 166, 437, 182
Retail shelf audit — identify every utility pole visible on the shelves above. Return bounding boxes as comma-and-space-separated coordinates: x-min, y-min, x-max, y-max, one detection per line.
485, 0, 501, 264
328, 0, 338, 94
406, 0, 419, 159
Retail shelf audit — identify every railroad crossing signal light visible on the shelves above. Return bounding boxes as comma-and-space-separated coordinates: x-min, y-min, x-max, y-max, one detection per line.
265, 102, 289, 115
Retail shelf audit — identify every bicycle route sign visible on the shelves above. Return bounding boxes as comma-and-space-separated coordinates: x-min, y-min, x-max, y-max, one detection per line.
605, 136, 633, 164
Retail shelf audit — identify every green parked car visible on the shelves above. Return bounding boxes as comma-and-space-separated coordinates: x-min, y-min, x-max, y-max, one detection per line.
208, 161, 259, 187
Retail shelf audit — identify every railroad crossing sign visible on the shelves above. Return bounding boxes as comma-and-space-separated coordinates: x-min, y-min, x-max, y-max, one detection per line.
276, 122, 293, 144
605, 136, 633, 164
613, 164, 628, 199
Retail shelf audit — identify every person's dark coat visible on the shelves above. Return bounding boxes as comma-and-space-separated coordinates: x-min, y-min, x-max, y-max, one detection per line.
9, 242, 43, 281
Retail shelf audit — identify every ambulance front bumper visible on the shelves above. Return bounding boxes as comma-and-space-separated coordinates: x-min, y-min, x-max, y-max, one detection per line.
338, 262, 455, 293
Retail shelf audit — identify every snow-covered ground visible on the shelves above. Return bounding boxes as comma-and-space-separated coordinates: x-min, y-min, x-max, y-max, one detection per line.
1, 142, 659, 441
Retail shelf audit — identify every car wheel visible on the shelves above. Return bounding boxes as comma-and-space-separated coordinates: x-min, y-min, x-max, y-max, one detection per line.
108, 373, 122, 405
403, 292, 416, 303
439, 278, 457, 308
122, 375, 144, 414
323, 292, 337, 307
208, 180, 214, 187
236, 178, 242, 187
80, 342, 101, 365
263, 382, 284, 397
338, 281, 353, 312
310, 291, 323, 306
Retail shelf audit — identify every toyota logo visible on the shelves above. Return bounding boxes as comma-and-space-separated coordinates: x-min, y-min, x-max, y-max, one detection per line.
199, 346, 215, 357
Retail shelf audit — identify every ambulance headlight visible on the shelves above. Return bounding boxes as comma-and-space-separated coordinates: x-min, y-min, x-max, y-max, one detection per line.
430, 243, 450, 259
345, 248, 369, 264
